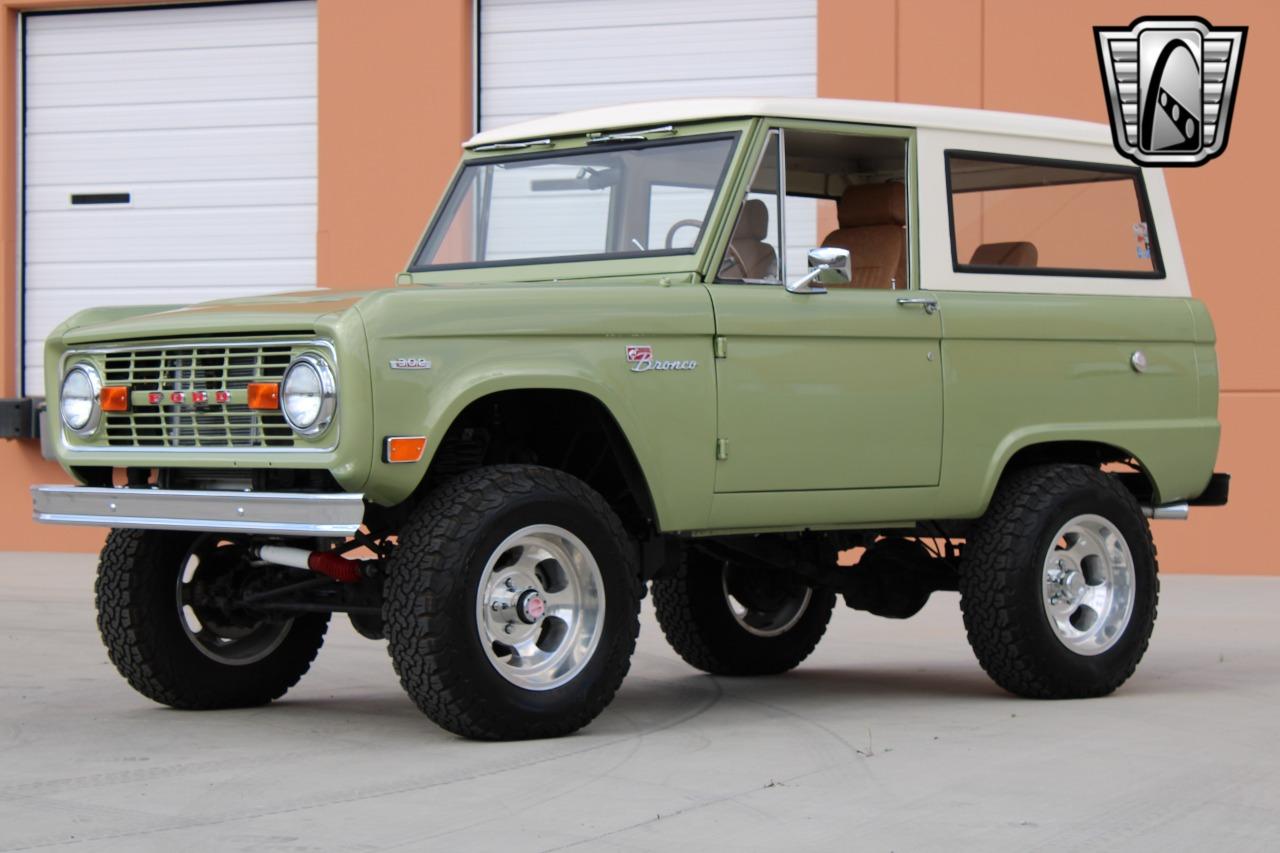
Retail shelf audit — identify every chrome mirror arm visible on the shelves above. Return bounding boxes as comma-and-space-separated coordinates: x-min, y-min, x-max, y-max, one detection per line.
787, 246, 851, 294
786, 267, 829, 294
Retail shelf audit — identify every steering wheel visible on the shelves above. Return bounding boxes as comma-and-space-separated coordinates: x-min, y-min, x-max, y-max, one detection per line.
664, 219, 703, 249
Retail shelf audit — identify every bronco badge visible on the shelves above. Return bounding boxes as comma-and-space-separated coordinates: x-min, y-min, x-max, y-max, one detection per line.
625, 344, 697, 374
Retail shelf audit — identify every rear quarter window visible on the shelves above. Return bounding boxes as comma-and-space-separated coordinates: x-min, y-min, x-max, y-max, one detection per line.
946, 151, 1164, 278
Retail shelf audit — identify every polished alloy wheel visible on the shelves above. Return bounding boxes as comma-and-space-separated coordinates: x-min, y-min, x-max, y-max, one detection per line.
1040, 514, 1136, 656
721, 564, 813, 639
176, 538, 292, 666
475, 524, 605, 691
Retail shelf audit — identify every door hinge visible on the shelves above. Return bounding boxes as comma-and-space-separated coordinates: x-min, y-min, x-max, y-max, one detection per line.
716, 438, 729, 460
713, 336, 728, 359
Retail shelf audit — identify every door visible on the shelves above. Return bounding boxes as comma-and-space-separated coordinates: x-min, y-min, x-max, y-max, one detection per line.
710, 126, 943, 493
21, 1, 318, 393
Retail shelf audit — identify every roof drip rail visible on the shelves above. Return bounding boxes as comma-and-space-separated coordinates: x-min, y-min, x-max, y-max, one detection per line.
585, 125, 676, 144
471, 138, 553, 152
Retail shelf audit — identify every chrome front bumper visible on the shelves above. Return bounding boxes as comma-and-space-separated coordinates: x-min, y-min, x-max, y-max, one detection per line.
31, 486, 365, 537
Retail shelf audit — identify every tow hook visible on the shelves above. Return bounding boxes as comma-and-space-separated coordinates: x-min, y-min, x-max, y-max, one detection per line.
254, 544, 365, 583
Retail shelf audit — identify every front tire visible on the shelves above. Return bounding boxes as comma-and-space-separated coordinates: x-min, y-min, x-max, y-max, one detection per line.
96, 529, 329, 709
959, 464, 1159, 699
383, 465, 641, 740
652, 548, 835, 676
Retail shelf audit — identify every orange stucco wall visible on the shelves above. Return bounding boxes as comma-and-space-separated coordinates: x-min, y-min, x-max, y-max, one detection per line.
0, 0, 1272, 573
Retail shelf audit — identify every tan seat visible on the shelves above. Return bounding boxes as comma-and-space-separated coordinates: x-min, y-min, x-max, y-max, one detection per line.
722, 198, 778, 281
821, 182, 907, 289
969, 241, 1038, 268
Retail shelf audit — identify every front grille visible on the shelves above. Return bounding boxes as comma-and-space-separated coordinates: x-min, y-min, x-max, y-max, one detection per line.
94, 340, 322, 448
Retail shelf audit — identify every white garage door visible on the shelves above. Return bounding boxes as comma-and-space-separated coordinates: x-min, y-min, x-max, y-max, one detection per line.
21, 1, 317, 394
477, 0, 817, 280
478, 0, 816, 130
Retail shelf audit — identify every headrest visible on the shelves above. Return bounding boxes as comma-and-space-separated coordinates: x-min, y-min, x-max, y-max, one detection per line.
968, 241, 1039, 268
837, 182, 906, 228
734, 198, 769, 241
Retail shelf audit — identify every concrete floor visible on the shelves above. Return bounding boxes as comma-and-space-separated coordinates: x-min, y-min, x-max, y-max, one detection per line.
1, 554, 1277, 853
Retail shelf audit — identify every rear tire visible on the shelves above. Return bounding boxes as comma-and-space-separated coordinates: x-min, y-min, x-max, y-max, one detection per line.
96, 529, 329, 709
959, 464, 1158, 699
383, 465, 641, 740
652, 547, 835, 676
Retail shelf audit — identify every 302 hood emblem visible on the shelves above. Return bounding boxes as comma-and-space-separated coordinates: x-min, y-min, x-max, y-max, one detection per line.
389, 357, 432, 370
625, 344, 697, 374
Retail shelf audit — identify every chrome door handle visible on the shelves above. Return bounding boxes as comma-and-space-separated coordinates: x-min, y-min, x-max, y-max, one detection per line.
896, 297, 939, 314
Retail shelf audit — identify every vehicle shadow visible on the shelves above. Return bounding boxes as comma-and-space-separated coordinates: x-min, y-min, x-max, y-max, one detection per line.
254, 661, 1002, 744
158, 655, 1202, 746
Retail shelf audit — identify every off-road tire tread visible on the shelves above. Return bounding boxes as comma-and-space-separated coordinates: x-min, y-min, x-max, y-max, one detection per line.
958, 464, 1159, 699
652, 551, 836, 676
384, 465, 640, 740
96, 528, 328, 709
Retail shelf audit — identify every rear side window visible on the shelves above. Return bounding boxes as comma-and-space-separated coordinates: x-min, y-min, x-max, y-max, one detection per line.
946, 152, 1163, 278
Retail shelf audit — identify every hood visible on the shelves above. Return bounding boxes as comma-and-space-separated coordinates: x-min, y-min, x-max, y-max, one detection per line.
58, 289, 376, 345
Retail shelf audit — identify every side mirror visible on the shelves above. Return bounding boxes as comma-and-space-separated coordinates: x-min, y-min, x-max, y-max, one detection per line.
786, 247, 851, 294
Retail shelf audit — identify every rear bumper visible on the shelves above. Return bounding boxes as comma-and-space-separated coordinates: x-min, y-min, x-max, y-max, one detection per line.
31, 485, 365, 538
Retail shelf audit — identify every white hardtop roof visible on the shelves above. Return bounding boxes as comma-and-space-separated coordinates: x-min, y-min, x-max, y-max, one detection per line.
465, 97, 1113, 149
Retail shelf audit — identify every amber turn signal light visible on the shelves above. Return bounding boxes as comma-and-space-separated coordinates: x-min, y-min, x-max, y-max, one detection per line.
99, 386, 130, 412
384, 436, 427, 464
247, 382, 280, 410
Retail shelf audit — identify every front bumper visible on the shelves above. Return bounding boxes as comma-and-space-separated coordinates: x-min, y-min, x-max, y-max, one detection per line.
31, 485, 365, 538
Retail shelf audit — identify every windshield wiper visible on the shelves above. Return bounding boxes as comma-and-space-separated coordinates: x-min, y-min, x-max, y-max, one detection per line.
585, 125, 676, 145
472, 137, 553, 152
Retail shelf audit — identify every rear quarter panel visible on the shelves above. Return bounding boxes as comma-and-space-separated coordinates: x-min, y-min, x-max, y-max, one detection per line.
935, 292, 1219, 510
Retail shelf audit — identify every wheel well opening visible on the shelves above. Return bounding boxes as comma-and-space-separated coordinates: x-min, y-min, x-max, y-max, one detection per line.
1002, 441, 1156, 503
418, 390, 658, 536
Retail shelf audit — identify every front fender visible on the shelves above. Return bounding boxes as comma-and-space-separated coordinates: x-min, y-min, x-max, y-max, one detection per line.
355, 285, 718, 531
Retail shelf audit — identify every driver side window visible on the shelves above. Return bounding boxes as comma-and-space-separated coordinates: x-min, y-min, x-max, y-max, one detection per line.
719, 128, 910, 289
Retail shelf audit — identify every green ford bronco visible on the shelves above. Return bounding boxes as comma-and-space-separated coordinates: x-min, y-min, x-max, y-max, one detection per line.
34, 99, 1229, 740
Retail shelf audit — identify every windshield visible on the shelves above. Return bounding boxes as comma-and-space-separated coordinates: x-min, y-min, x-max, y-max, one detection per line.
411, 135, 738, 270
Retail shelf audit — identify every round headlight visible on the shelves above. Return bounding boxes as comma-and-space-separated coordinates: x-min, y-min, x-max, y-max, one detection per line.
60, 363, 102, 435
280, 354, 336, 436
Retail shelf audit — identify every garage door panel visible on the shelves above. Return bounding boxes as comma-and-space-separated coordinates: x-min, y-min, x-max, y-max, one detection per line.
26, 207, 315, 264
479, 0, 815, 131
26, 126, 316, 185
26, 178, 316, 213
481, 0, 800, 31
25, 4, 314, 55
482, 21, 815, 77
26, 259, 315, 292
22, 1, 317, 393
28, 42, 316, 83
26, 71, 316, 111
26, 98, 315, 135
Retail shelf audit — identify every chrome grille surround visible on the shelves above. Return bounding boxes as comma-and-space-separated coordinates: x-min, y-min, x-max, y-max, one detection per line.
58, 338, 337, 453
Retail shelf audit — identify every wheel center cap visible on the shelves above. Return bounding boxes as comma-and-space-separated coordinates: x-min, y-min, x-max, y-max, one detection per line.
1048, 562, 1084, 605
517, 590, 545, 624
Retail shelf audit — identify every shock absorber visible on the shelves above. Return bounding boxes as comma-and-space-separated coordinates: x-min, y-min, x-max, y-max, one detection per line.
254, 544, 364, 584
